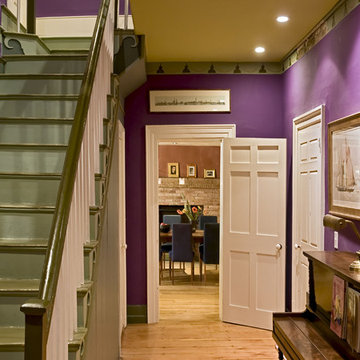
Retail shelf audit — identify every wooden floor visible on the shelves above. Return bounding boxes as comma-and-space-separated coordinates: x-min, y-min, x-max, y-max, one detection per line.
121, 262, 278, 359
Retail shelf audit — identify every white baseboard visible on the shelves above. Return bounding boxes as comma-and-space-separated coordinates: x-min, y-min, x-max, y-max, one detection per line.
37, 15, 134, 38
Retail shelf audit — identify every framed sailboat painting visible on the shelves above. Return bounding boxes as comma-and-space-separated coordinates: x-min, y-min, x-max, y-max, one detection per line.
328, 113, 360, 220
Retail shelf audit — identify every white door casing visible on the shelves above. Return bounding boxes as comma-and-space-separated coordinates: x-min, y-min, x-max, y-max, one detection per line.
145, 124, 236, 324
221, 138, 286, 330
118, 122, 127, 338
292, 105, 324, 312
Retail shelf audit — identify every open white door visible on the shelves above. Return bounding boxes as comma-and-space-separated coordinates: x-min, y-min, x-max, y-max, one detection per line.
221, 138, 286, 330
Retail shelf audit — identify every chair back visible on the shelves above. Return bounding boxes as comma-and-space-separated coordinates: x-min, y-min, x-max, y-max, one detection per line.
171, 223, 193, 262
163, 214, 182, 230
199, 215, 217, 230
203, 223, 220, 264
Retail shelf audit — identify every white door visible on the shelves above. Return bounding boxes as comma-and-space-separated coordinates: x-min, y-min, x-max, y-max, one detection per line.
221, 138, 286, 330
292, 106, 324, 312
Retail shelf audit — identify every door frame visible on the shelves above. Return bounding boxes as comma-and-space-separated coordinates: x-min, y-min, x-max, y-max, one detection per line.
145, 124, 236, 323
292, 105, 325, 311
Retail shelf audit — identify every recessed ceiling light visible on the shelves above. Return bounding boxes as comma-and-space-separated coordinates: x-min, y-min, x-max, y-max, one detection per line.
255, 46, 265, 54
277, 16, 289, 23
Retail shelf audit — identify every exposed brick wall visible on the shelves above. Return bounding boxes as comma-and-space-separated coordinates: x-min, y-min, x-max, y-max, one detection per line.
158, 178, 220, 219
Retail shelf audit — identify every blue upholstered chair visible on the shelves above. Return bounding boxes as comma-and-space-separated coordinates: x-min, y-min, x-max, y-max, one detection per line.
169, 223, 194, 284
163, 214, 182, 230
160, 214, 182, 271
199, 223, 219, 282
198, 215, 217, 230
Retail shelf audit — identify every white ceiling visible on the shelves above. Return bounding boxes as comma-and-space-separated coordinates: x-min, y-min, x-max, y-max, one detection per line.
130, 0, 340, 63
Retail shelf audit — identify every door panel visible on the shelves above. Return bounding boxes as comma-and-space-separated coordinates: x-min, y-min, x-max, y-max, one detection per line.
222, 138, 286, 330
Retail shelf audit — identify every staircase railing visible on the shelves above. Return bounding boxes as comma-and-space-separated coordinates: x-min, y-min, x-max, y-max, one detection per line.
20, 0, 116, 358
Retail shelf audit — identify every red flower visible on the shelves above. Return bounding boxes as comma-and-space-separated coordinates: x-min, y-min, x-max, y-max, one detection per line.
177, 209, 183, 215
192, 207, 198, 213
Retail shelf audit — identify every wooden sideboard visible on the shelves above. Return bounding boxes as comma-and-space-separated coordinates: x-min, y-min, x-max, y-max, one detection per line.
273, 251, 360, 360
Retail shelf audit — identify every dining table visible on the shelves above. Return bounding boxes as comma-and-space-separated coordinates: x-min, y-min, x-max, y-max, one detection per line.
159, 229, 204, 244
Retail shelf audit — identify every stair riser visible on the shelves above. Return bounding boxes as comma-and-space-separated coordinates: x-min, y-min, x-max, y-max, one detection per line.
90, 212, 100, 241
77, 292, 90, 328
0, 78, 82, 95
84, 248, 96, 281
4, 59, 86, 74
0, 99, 77, 118
0, 250, 45, 279
0, 123, 72, 145
0, 178, 60, 206
0, 351, 23, 360
0, 295, 37, 326
0, 212, 53, 240
0, 148, 66, 173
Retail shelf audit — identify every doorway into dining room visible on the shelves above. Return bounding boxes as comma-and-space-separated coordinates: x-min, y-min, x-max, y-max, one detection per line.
146, 124, 236, 323
158, 141, 221, 320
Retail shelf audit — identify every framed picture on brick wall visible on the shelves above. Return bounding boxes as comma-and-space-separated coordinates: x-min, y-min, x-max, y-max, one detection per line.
187, 164, 197, 178
168, 162, 179, 177
204, 169, 216, 178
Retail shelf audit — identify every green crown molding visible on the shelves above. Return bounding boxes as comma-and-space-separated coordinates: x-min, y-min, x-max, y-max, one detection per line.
282, 0, 359, 71
147, 0, 360, 75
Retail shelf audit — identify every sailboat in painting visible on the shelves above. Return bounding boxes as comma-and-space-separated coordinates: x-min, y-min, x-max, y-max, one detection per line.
336, 139, 356, 192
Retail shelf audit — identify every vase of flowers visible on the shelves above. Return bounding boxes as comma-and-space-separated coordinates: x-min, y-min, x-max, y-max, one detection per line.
177, 195, 203, 232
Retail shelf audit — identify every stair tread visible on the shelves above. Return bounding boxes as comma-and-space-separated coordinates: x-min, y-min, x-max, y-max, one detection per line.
0, 94, 79, 99
0, 205, 55, 214
0, 117, 73, 122
3, 54, 87, 60
69, 327, 87, 348
0, 73, 83, 79
0, 239, 48, 247
84, 241, 98, 250
0, 143, 67, 148
0, 278, 40, 292
0, 172, 62, 178
0, 327, 24, 346
78, 281, 93, 293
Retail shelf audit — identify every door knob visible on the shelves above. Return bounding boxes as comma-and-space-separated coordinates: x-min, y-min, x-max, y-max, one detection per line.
275, 244, 282, 250
295, 243, 301, 249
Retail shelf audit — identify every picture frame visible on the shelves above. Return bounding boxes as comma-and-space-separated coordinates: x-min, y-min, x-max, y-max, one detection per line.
204, 169, 216, 178
328, 112, 360, 220
186, 164, 197, 178
167, 162, 179, 178
149, 89, 231, 113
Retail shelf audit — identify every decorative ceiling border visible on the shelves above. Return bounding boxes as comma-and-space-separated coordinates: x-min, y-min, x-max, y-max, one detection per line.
146, 62, 283, 75
146, 0, 359, 75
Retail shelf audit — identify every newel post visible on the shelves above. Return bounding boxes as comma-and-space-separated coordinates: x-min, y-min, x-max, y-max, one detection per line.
21, 299, 48, 360
27, 0, 36, 34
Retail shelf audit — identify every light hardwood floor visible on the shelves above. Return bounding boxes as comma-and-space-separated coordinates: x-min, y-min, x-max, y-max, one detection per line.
121, 262, 278, 359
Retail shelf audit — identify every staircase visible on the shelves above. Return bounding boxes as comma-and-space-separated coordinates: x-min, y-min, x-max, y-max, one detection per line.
0, 35, 118, 360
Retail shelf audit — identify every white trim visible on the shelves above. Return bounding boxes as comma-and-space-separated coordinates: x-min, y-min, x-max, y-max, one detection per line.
292, 105, 325, 311
146, 124, 236, 324
36, 15, 134, 37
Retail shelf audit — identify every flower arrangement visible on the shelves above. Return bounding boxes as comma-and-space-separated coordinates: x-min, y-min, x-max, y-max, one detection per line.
177, 195, 203, 230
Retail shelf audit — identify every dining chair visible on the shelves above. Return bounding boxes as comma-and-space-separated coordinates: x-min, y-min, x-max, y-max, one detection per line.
199, 223, 219, 283
160, 214, 182, 271
169, 223, 194, 284
163, 214, 182, 230
198, 215, 217, 230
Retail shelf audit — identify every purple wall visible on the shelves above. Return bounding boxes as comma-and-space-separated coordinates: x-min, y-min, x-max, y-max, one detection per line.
283, 5, 360, 254
124, 75, 284, 305
36, 0, 128, 17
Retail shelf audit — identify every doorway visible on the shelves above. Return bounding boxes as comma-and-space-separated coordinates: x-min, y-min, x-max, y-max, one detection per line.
158, 142, 221, 319
145, 124, 236, 323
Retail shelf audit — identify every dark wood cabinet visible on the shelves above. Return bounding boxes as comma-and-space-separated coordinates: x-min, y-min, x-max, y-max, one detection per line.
273, 251, 360, 359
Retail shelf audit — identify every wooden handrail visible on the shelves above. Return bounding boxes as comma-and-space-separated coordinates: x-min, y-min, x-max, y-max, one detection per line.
21, 0, 118, 358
